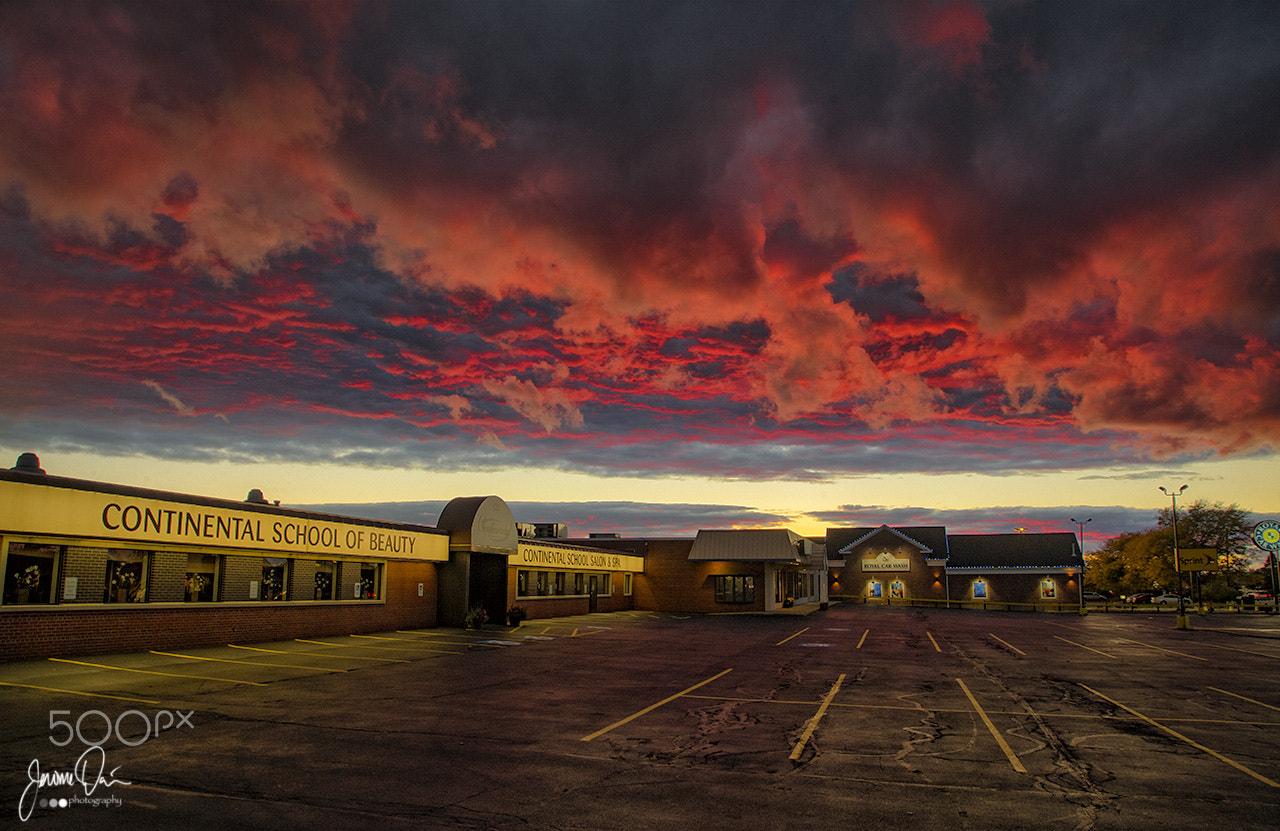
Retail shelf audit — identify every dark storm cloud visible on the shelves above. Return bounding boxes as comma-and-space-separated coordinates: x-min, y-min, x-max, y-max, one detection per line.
0, 0, 1277, 485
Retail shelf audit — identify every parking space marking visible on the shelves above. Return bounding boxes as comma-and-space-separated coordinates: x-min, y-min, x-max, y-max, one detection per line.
1195, 641, 1280, 660
789, 674, 846, 761
956, 678, 1028, 773
926, 632, 942, 652
989, 634, 1026, 655
580, 668, 734, 742
49, 657, 267, 687
776, 627, 810, 646
0, 680, 161, 705
1080, 683, 1280, 788
856, 629, 868, 648
150, 650, 347, 672
1118, 638, 1208, 661
1209, 687, 1280, 713
1052, 635, 1117, 658
296, 637, 469, 653
228, 644, 418, 662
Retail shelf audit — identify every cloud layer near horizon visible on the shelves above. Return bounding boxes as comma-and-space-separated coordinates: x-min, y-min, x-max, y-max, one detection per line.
1, 1, 1277, 481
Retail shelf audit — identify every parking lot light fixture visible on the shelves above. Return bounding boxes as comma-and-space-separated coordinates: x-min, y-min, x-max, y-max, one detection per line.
1159, 485, 1189, 629
1071, 517, 1092, 610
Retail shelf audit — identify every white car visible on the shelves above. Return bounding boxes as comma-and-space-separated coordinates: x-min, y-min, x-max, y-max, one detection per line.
1151, 593, 1185, 605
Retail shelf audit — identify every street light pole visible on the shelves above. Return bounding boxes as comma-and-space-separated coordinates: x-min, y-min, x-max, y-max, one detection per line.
1070, 517, 1092, 608
1159, 485, 1189, 630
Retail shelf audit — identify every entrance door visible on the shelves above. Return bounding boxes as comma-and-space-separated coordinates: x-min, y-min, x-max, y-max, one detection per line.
588, 574, 599, 612
469, 552, 509, 624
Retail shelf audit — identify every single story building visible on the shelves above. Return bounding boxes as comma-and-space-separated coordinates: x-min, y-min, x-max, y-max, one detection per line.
828, 525, 1084, 608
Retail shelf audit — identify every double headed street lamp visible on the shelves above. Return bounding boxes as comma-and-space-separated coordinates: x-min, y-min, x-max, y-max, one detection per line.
1159, 485, 1189, 629
1070, 517, 1092, 608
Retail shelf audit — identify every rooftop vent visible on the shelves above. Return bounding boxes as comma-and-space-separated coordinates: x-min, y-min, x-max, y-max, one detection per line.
245, 488, 269, 504
10, 453, 45, 474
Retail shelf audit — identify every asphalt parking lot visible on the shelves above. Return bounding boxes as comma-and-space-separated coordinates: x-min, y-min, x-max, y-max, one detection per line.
2, 605, 1278, 830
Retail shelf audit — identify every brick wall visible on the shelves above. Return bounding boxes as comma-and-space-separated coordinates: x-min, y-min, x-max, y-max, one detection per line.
0, 560, 438, 662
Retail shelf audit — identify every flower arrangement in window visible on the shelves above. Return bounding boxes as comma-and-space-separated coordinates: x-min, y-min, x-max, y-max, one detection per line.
186, 574, 207, 594
261, 568, 285, 601
14, 564, 41, 589
357, 576, 376, 598
315, 572, 333, 599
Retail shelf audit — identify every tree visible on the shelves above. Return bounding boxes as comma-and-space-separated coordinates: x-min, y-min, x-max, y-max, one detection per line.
1085, 501, 1254, 601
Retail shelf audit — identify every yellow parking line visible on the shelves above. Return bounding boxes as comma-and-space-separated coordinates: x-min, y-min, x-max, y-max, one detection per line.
299, 637, 465, 654
1194, 642, 1280, 660
989, 634, 1026, 655
1118, 638, 1208, 661
856, 629, 869, 649
957, 678, 1027, 773
789, 674, 846, 761
1209, 687, 1280, 713
50, 658, 266, 686
1080, 684, 1279, 788
927, 632, 942, 652
581, 669, 734, 742
150, 650, 341, 673
0, 680, 161, 705
777, 627, 810, 646
1053, 635, 1116, 659
228, 644, 410, 662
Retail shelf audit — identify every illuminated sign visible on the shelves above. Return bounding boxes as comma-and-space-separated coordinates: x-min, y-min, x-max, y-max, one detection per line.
0, 480, 448, 561
514, 543, 644, 573
861, 552, 911, 572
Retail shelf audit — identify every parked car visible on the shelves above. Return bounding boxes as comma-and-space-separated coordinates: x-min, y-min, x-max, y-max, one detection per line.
1126, 593, 1152, 604
1151, 593, 1185, 605
1081, 591, 1107, 602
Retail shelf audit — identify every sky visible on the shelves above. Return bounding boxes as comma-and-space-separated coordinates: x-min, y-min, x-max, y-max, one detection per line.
1, 1, 1277, 553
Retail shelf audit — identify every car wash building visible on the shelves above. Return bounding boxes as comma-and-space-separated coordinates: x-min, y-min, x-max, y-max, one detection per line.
827, 525, 1084, 608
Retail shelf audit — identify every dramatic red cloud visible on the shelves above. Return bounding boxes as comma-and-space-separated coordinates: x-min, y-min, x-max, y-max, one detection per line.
0, 1, 1276, 478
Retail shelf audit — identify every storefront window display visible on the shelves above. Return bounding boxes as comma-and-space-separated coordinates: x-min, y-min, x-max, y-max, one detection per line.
184, 553, 218, 602
3, 543, 58, 605
261, 558, 288, 601
104, 549, 148, 603
315, 561, 336, 600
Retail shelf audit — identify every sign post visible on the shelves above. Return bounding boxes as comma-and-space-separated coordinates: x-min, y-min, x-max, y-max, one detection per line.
1253, 521, 1280, 615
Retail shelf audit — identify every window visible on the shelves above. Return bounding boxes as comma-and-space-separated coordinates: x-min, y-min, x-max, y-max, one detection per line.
554, 571, 566, 596
104, 549, 148, 603
714, 575, 755, 604
357, 563, 381, 599
4, 543, 59, 605
185, 554, 218, 602
623, 573, 632, 596
261, 558, 288, 601
517, 570, 530, 597
314, 561, 336, 600
573, 572, 584, 595
535, 571, 550, 596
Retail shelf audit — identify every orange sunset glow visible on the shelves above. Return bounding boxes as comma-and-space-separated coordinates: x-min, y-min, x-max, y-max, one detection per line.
1, 1, 1277, 545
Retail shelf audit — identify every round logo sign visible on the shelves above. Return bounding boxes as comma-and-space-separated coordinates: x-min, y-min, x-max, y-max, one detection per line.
1254, 520, 1280, 552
